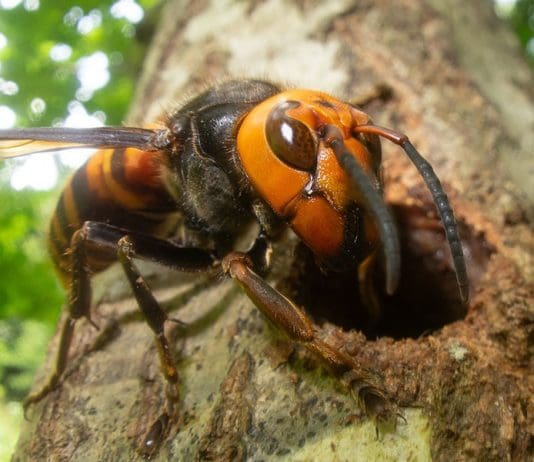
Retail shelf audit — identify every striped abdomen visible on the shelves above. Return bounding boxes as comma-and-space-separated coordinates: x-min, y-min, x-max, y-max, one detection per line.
48, 147, 179, 285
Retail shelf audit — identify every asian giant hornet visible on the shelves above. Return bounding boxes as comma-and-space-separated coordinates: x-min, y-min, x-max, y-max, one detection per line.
0, 79, 468, 448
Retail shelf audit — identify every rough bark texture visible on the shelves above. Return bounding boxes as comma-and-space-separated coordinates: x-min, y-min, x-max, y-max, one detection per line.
14, 1, 533, 461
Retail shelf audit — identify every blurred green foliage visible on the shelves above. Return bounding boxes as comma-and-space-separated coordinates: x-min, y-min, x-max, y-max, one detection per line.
508, 0, 534, 66
0, 389, 21, 461
0, 184, 62, 322
0, 0, 159, 126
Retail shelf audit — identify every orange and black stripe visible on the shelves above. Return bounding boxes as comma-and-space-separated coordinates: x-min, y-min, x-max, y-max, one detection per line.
48, 147, 179, 285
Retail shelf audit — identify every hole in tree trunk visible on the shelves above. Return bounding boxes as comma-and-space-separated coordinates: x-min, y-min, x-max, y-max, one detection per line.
282, 199, 493, 340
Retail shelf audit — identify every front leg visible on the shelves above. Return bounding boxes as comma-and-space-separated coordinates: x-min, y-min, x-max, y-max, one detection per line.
222, 251, 398, 424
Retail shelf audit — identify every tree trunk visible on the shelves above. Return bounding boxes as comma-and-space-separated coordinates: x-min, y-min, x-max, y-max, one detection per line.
14, 1, 533, 461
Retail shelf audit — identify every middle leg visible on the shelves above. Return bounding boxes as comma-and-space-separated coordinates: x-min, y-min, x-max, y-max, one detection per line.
84, 221, 218, 413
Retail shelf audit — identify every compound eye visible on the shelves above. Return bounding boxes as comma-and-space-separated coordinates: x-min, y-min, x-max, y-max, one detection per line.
266, 101, 317, 171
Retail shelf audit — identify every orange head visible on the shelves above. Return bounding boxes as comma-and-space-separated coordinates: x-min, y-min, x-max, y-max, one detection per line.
236, 89, 383, 268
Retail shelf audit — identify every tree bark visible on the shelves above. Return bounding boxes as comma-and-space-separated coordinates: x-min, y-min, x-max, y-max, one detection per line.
14, 1, 533, 461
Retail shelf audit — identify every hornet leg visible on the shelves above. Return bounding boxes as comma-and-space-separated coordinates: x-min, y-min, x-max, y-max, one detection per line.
222, 248, 397, 424
24, 220, 217, 418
